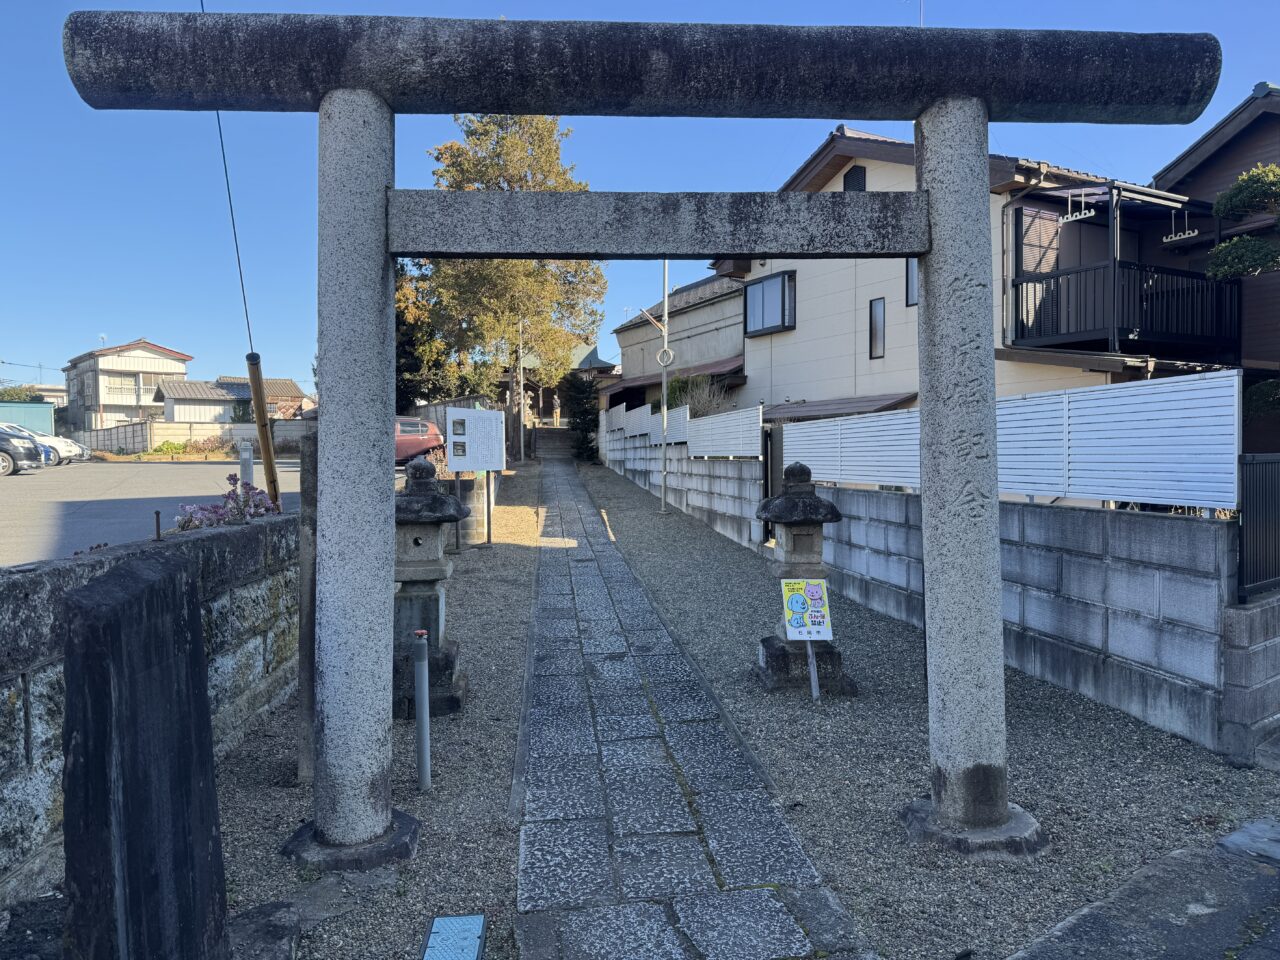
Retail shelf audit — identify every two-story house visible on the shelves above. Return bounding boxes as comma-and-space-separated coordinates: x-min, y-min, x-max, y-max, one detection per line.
607, 88, 1270, 424
61, 338, 192, 431
1151, 81, 1279, 369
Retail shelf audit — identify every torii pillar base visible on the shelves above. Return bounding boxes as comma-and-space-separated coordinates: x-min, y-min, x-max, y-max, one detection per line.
281, 810, 421, 873
901, 798, 1047, 861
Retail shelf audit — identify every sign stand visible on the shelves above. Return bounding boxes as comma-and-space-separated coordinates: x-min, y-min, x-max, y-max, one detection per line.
805, 640, 821, 702
485, 471, 493, 546
453, 476, 462, 552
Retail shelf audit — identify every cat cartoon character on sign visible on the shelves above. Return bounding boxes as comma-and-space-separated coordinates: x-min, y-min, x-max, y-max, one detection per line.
803, 581, 826, 613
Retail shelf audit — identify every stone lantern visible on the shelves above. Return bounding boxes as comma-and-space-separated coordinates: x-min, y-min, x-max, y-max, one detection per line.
393, 457, 470, 719
753, 462, 856, 696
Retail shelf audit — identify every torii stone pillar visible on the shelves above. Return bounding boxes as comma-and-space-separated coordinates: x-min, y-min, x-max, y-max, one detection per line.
900, 97, 1044, 855
295, 88, 419, 863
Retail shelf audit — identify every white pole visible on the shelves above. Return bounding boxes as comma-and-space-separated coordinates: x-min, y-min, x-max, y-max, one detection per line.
660, 260, 670, 515
413, 629, 431, 791
238, 439, 254, 487
517, 321, 525, 462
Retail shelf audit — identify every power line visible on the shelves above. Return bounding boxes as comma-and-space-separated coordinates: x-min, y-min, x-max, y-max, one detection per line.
199, 0, 255, 354
0, 359, 59, 372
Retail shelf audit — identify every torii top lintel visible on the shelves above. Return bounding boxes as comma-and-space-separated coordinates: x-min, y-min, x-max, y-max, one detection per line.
64, 12, 1220, 125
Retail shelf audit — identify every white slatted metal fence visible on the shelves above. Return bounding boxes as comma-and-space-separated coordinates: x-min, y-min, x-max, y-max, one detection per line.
687, 405, 764, 459
623, 404, 651, 437
785, 370, 1241, 509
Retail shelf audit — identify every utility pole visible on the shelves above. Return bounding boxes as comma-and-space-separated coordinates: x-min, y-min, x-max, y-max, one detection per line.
639, 261, 674, 515
660, 261, 670, 514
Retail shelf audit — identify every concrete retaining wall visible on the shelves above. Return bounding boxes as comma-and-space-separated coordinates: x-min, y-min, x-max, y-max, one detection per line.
0, 515, 299, 908
606, 438, 764, 547
826, 487, 1280, 760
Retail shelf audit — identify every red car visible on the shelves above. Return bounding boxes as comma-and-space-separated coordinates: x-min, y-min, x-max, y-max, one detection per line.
394, 417, 445, 464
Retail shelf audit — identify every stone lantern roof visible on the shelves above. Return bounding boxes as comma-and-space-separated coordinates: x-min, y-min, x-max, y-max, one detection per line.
755, 462, 842, 525
395, 458, 470, 524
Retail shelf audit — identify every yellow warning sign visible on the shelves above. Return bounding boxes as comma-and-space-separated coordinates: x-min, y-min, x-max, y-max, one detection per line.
780, 579, 833, 642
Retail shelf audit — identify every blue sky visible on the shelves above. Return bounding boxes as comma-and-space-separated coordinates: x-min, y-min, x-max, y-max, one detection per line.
2, 1, 1275, 393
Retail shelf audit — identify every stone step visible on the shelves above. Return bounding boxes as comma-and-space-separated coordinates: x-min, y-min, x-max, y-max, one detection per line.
1253, 731, 1280, 772
1005, 819, 1280, 960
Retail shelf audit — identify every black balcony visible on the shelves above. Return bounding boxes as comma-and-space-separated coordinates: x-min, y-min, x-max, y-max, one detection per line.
1011, 261, 1240, 363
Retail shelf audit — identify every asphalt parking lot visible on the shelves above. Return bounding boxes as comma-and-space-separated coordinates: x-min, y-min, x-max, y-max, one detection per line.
0, 461, 301, 568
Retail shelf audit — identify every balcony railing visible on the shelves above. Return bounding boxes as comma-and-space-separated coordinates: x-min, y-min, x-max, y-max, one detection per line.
1012, 261, 1240, 357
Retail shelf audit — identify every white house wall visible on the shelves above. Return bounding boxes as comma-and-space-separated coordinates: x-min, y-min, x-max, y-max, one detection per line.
170, 399, 234, 423
731, 155, 1107, 409
95, 352, 188, 375
617, 290, 744, 386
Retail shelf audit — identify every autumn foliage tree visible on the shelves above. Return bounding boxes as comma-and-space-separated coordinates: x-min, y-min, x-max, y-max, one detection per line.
395, 115, 606, 413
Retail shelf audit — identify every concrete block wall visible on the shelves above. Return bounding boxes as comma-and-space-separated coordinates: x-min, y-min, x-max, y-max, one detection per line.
1222, 594, 1280, 760
825, 485, 1263, 754
607, 437, 763, 547
999, 502, 1236, 750
0, 515, 299, 908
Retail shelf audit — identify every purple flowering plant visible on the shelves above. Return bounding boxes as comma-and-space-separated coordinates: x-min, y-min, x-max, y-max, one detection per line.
175, 473, 280, 530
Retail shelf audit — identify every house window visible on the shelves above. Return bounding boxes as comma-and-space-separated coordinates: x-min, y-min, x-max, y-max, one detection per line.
843, 165, 867, 191
905, 258, 919, 307
869, 297, 886, 359
744, 271, 796, 337
1017, 206, 1060, 275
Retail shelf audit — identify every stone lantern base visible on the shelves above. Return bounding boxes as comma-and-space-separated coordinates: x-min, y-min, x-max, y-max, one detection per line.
392, 633, 469, 720
753, 635, 857, 696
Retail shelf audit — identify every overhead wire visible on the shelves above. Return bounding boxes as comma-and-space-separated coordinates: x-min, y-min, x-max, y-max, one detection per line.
199, 0, 255, 354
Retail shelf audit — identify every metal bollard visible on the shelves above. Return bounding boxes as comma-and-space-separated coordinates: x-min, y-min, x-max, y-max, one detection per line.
414, 629, 432, 791
238, 440, 254, 487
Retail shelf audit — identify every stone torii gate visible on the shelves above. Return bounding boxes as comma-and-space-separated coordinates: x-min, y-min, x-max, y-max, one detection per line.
64, 12, 1219, 860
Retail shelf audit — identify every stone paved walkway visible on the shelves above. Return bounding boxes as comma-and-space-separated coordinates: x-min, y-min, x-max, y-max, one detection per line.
512, 459, 873, 960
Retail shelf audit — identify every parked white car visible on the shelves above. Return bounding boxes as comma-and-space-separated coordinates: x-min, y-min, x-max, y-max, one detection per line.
0, 423, 86, 465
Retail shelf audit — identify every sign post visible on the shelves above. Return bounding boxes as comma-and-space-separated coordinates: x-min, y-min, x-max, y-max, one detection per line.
780, 578, 834, 702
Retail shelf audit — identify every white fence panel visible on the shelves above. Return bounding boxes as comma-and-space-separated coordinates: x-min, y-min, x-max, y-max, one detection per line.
646, 404, 691, 445
1064, 371, 1239, 508
841, 409, 920, 487
787, 410, 920, 486
786, 370, 1241, 509
783, 418, 840, 479
666, 406, 689, 445
624, 405, 651, 437
997, 392, 1067, 498
604, 406, 626, 432
687, 406, 763, 458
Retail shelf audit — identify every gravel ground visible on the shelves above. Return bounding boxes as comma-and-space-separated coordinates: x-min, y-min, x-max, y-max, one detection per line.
577, 462, 1280, 960
218, 463, 541, 959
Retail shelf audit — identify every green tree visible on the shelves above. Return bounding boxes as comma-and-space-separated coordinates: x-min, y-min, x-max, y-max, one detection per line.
230, 399, 254, 423
1207, 163, 1280, 280
564, 373, 600, 461
394, 114, 606, 413
0, 386, 36, 401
